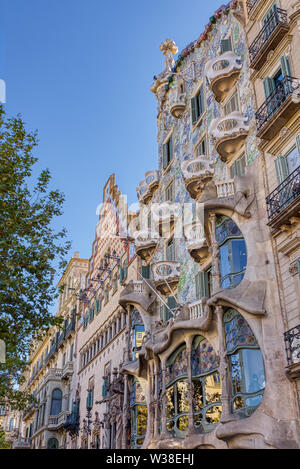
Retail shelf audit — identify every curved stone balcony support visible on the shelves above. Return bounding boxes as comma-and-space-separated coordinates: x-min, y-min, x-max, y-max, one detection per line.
137, 171, 160, 204
205, 51, 242, 102
184, 222, 210, 264
151, 261, 180, 296
210, 112, 249, 163
133, 230, 158, 264
181, 156, 214, 199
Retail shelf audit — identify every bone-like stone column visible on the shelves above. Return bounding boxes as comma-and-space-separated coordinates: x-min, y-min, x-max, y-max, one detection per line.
153, 358, 160, 439
159, 362, 168, 439
122, 374, 129, 449
186, 337, 195, 435
216, 305, 231, 422
209, 213, 221, 294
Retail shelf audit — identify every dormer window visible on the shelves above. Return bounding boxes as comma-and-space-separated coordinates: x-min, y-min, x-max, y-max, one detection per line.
220, 38, 232, 54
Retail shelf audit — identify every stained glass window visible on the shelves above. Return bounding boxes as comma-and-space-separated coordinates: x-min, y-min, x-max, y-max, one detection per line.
165, 337, 221, 438
130, 377, 147, 449
165, 345, 188, 385
224, 309, 265, 417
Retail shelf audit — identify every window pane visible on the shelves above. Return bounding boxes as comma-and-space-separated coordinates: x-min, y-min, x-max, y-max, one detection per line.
176, 380, 189, 414
242, 349, 265, 394
286, 146, 299, 175
166, 386, 175, 419
230, 352, 242, 395
231, 239, 247, 273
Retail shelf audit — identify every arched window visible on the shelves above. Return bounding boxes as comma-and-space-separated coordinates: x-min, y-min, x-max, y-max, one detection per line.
50, 388, 62, 416
47, 437, 59, 449
216, 215, 247, 289
131, 309, 145, 360
224, 309, 265, 417
191, 336, 222, 431
165, 345, 189, 437
164, 338, 221, 438
129, 377, 147, 449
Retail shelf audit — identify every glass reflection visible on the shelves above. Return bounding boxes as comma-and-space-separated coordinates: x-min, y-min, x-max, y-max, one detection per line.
177, 416, 189, 431
166, 386, 175, 419
177, 381, 189, 414
205, 405, 222, 424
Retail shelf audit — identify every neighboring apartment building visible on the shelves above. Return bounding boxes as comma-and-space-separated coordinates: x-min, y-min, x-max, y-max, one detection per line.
244, 0, 300, 387
117, 0, 300, 449
14, 253, 89, 449
71, 174, 143, 450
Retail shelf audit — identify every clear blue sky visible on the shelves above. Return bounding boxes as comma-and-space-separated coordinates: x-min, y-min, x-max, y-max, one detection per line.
1, 0, 224, 262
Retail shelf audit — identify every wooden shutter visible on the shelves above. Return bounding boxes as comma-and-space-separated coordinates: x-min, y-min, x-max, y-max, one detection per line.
297, 259, 300, 280
296, 134, 300, 157
198, 85, 205, 116
263, 77, 275, 98
221, 38, 232, 54
280, 55, 291, 77
195, 271, 209, 299
191, 96, 198, 125
275, 156, 289, 183
168, 135, 173, 163
163, 143, 169, 169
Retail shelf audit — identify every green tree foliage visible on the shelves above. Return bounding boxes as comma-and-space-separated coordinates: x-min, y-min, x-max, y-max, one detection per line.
0, 105, 70, 409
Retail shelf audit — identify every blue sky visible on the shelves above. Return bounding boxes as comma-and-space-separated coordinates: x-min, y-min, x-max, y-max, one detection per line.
1, 0, 224, 264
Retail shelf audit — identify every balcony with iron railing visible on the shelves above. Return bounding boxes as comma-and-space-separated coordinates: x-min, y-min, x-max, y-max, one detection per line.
65, 317, 76, 338
266, 165, 300, 228
249, 8, 289, 70
256, 76, 300, 140
284, 325, 300, 379
246, 0, 260, 18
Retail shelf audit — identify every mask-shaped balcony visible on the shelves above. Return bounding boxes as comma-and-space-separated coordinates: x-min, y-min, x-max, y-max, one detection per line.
152, 201, 180, 236
184, 223, 210, 264
119, 279, 157, 313
137, 170, 160, 204
169, 80, 186, 118
133, 229, 158, 264
151, 261, 180, 296
181, 156, 214, 199
205, 51, 242, 103
210, 112, 249, 163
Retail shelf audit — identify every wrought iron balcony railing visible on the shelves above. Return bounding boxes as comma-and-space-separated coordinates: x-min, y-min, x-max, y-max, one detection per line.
249, 8, 288, 64
256, 77, 300, 133
246, 0, 260, 15
284, 325, 300, 367
266, 165, 300, 221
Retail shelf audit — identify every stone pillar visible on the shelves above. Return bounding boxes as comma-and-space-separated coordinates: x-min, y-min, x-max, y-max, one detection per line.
148, 361, 155, 441
122, 374, 129, 449
153, 358, 160, 439
186, 337, 195, 435
209, 213, 221, 294
216, 305, 231, 422
124, 306, 131, 363
160, 362, 168, 439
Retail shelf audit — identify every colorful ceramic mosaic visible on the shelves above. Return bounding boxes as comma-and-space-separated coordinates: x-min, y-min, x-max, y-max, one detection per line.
224, 309, 258, 353
166, 346, 188, 384
191, 336, 219, 376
